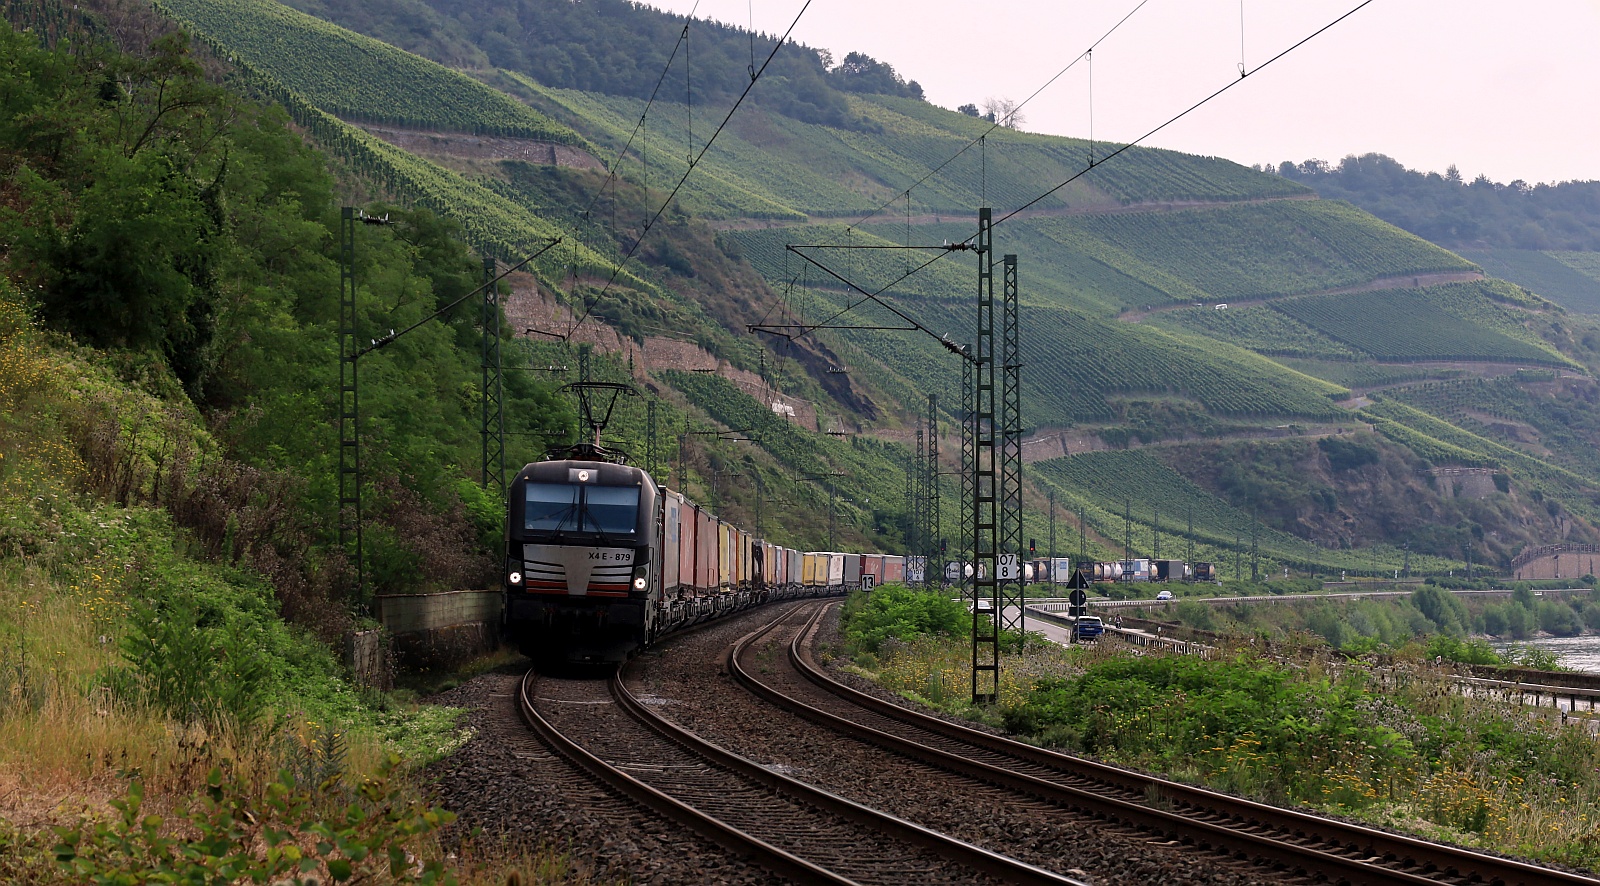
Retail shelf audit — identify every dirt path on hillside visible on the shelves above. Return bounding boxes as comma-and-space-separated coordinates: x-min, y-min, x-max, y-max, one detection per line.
709, 192, 1318, 231
1116, 270, 1486, 322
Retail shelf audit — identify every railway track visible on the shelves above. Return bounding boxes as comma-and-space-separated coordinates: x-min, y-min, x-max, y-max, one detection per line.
729, 600, 1600, 886
518, 614, 1084, 886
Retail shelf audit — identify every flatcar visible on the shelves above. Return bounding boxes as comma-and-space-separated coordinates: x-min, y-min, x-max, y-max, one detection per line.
503, 453, 903, 664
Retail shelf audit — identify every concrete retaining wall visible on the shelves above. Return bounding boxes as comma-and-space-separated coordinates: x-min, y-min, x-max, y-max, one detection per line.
373, 590, 502, 671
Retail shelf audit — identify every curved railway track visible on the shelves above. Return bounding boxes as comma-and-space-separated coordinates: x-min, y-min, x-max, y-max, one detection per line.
729, 600, 1600, 886
518, 611, 1085, 886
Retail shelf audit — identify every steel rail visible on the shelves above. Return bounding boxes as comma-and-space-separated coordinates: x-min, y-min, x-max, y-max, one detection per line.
518, 603, 1083, 886
737, 601, 1600, 886
625, 607, 1084, 886
517, 666, 855, 885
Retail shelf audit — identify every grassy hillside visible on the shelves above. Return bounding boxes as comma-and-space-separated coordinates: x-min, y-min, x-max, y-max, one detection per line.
105, 0, 1600, 576
499, 78, 1307, 222
1271, 283, 1570, 366
734, 199, 1477, 319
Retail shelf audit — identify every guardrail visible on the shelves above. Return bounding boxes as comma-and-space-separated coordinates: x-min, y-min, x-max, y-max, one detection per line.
1026, 604, 1215, 659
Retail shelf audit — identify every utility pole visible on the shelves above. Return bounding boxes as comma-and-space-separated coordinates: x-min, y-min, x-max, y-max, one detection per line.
338, 208, 364, 603
927, 393, 943, 592
1153, 507, 1160, 559
914, 421, 926, 575
1078, 503, 1086, 571
1124, 497, 1132, 568
970, 208, 999, 704
905, 441, 921, 584
646, 399, 658, 479
1186, 507, 1194, 582
998, 254, 1023, 638
829, 480, 837, 550
1048, 487, 1057, 589
803, 472, 846, 551
755, 470, 764, 538
481, 255, 506, 498
677, 418, 688, 490
1250, 504, 1260, 583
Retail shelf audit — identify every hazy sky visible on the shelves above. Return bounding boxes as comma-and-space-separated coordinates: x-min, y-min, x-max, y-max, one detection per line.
646, 1, 1600, 185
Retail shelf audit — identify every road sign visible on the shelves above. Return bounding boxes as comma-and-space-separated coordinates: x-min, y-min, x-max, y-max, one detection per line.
1069, 588, 1087, 607
997, 553, 1020, 580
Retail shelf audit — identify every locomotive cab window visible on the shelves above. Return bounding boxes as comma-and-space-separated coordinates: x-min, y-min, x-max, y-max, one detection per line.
583, 485, 640, 535
523, 482, 639, 535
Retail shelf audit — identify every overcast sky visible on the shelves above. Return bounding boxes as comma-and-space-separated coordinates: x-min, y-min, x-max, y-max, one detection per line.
645, 0, 1600, 185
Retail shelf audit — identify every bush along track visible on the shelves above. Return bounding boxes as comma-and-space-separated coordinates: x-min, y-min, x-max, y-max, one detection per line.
836, 594, 1600, 873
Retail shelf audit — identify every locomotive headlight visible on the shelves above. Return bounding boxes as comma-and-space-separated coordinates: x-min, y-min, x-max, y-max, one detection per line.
508, 571, 523, 586
633, 577, 647, 589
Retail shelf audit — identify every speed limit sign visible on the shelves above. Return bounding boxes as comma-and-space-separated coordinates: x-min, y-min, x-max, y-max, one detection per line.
997, 553, 1020, 580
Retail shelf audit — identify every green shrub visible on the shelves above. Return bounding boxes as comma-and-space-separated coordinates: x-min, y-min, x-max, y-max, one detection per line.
840, 585, 968, 654
999, 653, 1414, 807
1423, 634, 1501, 666
1173, 600, 1216, 631
111, 599, 271, 727
1538, 601, 1582, 637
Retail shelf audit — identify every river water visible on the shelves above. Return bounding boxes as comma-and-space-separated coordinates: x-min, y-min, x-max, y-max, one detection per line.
1493, 635, 1600, 675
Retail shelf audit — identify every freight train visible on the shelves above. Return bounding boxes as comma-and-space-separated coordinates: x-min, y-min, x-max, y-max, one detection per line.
503, 453, 905, 664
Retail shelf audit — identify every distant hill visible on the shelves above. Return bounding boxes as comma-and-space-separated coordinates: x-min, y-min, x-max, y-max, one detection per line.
279, 0, 920, 129
1275, 153, 1600, 251
135, 0, 1600, 568
1275, 154, 1600, 313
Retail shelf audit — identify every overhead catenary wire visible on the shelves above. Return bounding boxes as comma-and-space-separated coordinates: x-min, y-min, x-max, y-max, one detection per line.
766, 0, 1378, 346
565, 0, 814, 342
815, 0, 1154, 246
755, 0, 1151, 339
510, 0, 701, 341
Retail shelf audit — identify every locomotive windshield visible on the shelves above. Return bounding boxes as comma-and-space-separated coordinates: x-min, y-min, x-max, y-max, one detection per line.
523, 482, 640, 536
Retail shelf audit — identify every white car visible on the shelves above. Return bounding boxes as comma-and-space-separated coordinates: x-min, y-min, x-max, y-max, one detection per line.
1155, 590, 1174, 601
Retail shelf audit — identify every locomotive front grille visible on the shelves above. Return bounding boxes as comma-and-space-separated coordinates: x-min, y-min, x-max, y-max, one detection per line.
521, 544, 637, 596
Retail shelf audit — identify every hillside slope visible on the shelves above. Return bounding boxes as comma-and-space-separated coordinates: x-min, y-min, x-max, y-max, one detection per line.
149, 0, 1600, 571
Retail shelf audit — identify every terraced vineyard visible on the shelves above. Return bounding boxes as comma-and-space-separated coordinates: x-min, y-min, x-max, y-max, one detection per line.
1388, 376, 1600, 479
854, 96, 1311, 208
1042, 200, 1474, 305
1272, 284, 1569, 366
1458, 248, 1600, 314
506, 76, 1309, 222
1549, 250, 1600, 284
1275, 359, 1458, 390
736, 198, 1477, 323
1146, 304, 1364, 361
1358, 395, 1600, 521
856, 201, 1477, 315
783, 284, 1348, 426
158, 0, 583, 143
663, 370, 922, 541
1031, 450, 1443, 575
